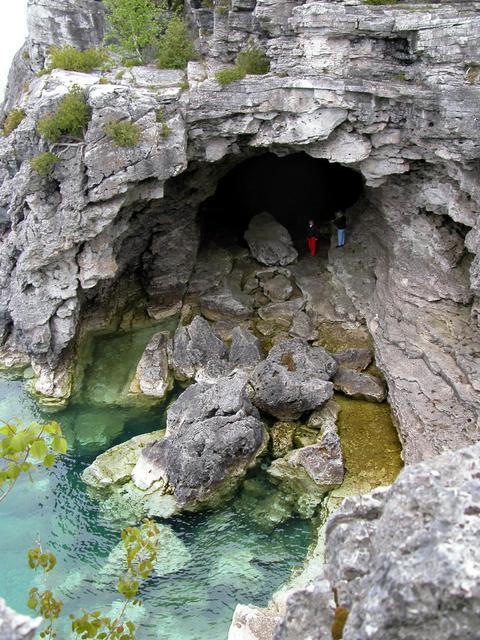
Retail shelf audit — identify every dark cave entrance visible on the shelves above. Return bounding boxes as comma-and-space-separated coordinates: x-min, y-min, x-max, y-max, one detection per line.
198, 152, 364, 249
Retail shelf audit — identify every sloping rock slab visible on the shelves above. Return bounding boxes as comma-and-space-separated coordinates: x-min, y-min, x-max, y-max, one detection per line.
82, 430, 166, 489
244, 212, 298, 266
229, 326, 263, 371
333, 367, 386, 402
132, 373, 267, 510
334, 347, 372, 371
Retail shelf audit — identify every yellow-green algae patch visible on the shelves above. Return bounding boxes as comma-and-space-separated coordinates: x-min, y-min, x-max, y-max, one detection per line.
334, 394, 403, 499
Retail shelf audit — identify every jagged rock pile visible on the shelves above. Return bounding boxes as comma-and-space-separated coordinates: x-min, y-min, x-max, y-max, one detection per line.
83, 218, 386, 519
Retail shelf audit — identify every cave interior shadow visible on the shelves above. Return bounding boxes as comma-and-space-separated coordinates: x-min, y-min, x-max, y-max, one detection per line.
198, 152, 364, 253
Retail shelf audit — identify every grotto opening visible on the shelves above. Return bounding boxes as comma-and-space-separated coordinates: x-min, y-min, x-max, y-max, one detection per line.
198, 152, 364, 246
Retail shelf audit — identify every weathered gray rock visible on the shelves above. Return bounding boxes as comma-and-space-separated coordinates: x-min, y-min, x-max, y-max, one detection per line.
268, 339, 338, 381
258, 270, 293, 302
244, 213, 298, 267
250, 359, 334, 421
132, 373, 268, 510
0, 599, 41, 640
272, 579, 335, 640
229, 605, 282, 640
229, 326, 263, 371
130, 331, 173, 400
168, 315, 228, 382
250, 339, 336, 420
334, 347, 372, 372
328, 443, 480, 640
268, 442, 480, 640
334, 367, 387, 403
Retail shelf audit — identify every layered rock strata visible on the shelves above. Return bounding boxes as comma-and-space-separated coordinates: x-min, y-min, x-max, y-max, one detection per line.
1, 0, 479, 460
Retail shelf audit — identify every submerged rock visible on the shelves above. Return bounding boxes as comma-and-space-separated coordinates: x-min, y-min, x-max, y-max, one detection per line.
99, 523, 191, 582
130, 331, 173, 400
269, 422, 298, 459
132, 373, 268, 511
244, 213, 298, 267
333, 367, 386, 403
250, 339, 336, 420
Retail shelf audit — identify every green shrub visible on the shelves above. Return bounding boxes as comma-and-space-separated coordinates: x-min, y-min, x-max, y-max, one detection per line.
215, 46, 270, 86
155, 110, 171, 138
236, 47, 270, 75
98, 76, 109, 84
47, 45, 109, 73
157, 17, 196, 69
30, 152, 59, 177
215, 65, 245, 86
37, 85, 91, 142
104, 119, 141, 147
104, 0, 163, 63
2, 109, 26, 136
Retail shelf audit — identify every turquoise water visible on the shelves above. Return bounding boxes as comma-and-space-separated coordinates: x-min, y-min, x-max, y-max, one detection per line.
0, 327, 313, 640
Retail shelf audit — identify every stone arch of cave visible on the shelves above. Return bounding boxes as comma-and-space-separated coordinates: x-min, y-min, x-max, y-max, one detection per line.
197, 151, 365, 249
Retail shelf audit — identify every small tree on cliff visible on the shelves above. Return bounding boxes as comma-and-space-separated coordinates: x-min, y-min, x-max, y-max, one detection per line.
103, 0, 168, 63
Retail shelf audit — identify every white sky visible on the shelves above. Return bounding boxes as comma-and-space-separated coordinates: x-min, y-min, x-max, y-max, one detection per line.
0, 0, 28, 100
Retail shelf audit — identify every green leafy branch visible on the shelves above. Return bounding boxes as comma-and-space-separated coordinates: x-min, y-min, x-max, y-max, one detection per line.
0, 419, 67, 503
28, 520, 160, 640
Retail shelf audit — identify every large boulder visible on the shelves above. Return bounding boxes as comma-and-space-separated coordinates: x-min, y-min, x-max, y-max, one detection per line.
250, 339, 336, 420
273, 442, 480, 640
129, 331, 173, 400
132, 373, 268, 511
244, 213, 298, 267
333, 367, 387, 402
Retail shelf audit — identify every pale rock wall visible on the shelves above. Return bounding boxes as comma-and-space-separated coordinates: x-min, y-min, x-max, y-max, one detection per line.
0, 0, 479, 454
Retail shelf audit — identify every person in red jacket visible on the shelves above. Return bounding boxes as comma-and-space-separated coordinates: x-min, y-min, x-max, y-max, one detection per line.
306, 219, 321, 257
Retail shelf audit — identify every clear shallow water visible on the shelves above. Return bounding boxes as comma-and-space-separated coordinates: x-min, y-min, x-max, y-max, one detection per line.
0, 327, 313, 640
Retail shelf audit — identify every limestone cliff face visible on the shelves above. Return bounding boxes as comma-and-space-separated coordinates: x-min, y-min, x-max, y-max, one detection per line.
1, 0, 480, 460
